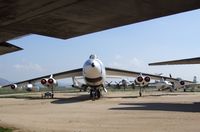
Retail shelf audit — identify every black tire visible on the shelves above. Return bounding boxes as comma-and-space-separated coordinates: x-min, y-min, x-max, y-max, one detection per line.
92, 90, 96, 101
90, 89, 96, 101
97, 89, 101, 99
90, 90, 93, 98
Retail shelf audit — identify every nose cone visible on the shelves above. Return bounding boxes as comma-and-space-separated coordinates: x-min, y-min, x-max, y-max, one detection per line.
83, 60, 101, 78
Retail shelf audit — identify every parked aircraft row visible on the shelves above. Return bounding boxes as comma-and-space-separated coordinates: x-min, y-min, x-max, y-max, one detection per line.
2, 54, 194, 100
149, 57, 200, 91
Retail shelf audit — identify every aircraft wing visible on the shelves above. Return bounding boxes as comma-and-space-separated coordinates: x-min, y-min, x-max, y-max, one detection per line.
1, 0, 200, 55
149, 57, 200, 66
2, 68, 83, 88
105, 67, 192, 83
0, 42, 23, 56
2, 67, 193, 88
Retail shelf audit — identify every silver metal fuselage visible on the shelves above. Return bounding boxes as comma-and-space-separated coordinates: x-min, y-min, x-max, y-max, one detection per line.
83, 57, 106, 88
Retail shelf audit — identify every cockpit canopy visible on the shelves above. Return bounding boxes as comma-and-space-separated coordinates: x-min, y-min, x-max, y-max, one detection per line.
89, 54, 97, 60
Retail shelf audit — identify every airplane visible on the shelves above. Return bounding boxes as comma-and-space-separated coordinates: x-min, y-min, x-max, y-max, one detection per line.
1, 1, 200, 56
183, 76, 200, 92
148, 78, 173, 92
149, 57, 200, 91
109, 79, 129, 90
2, 54, 193, 100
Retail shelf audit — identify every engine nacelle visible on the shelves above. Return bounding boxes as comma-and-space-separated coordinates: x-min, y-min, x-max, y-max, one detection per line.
135, 76, 144, 85
135, 76, 151, 86
41, 77, 57, 87
179, 80, 185, 86
172, 79, 185, 90
25, 84, 33, 92
41, 78, 48, 86
10, 84, 17, 90
48, 78, 57, 85
143, 76, 151, 86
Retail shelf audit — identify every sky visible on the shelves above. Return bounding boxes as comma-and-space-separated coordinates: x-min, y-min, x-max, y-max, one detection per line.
0, 9, 200, 83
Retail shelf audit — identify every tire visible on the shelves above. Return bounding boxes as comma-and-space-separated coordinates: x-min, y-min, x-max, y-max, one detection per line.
97, 89, 101, 99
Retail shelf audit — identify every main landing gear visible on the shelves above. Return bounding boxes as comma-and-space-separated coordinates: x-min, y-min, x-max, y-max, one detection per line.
90, 88, 101, 101
139, 87, 142, 97
139, 86, 146, 97
41, 86, 54, 99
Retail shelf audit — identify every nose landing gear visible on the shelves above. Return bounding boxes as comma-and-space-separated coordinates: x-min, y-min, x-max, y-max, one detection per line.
90, 88, 101, 101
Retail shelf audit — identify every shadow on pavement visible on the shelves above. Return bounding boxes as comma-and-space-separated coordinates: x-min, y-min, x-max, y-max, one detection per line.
0, 94, 91, 104
109, 102, 200, 113
104, 96, 138, 99
51, 95, 91, 104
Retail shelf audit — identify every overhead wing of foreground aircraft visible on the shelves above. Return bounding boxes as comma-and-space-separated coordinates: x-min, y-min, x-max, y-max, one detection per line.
0, 42, 23, 56
1, 0, 200, 55
2, 55, 193, 100
149, 57, 200, 65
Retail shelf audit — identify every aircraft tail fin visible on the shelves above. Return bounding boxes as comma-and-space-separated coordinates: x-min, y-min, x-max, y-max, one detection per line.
193, 76, 197, 83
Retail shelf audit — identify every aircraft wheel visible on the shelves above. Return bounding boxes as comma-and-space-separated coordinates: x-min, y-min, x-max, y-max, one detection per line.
92, 90, 96, 101
139, 92, 142, 97
90, 89, 96, 101
90, 90, 93, 98
97, 89, 101, 99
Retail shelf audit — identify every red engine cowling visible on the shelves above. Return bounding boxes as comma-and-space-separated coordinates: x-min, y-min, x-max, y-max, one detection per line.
41, 78, 57, 87
136, 76, 143, 84
143, 76, 151, 86
135, 76, 151, 86
41, 78, 47, 85
48, 78, 56, 85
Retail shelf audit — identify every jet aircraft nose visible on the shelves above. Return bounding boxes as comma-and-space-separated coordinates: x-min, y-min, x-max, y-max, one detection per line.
83, 59, 102, 78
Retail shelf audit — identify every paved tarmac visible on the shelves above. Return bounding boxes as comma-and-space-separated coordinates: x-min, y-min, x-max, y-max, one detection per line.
0, 91, 200, 132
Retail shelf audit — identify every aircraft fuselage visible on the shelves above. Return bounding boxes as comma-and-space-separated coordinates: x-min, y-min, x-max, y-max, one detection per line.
83, 55, 106, 88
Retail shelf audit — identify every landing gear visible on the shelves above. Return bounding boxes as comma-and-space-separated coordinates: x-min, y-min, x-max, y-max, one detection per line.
41, 92, 54, 98
184, 88, 186, 92
139, 86, 145, 97
41, 86, 54, 99
90, 88, 101, 101
139, 87, 142, 97
51, 86, 54, 98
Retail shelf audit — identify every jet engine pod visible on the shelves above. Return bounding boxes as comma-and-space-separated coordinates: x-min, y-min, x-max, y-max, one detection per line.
179, 80, 185, 85
10, 84, 17, 90
143, 76, 151, 85
41, 78, 47, 85
48, 78, 57, 85
135, 75, 151, 86
135, 76, 144, 84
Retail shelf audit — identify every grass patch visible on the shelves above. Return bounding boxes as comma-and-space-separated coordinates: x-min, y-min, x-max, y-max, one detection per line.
0, 127, 13, 132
